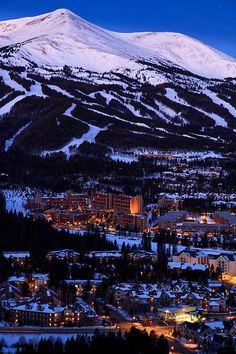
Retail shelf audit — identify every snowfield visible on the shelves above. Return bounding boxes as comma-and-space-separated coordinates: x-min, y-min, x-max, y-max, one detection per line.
2, 188, 33, 215
0, 9, 236, 79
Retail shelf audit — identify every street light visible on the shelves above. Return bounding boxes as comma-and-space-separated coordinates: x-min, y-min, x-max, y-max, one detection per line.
170, 346, 174, 354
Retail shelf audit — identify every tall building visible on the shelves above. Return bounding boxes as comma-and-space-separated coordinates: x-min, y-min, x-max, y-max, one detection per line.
130, 195, 143, 215
92, 193, 143, 215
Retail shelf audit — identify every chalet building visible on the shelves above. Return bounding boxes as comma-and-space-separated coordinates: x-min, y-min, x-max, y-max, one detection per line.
128, 250, 158, 263
85, 251, 122, 264
46, 249, 80, 263
75, 298, 100, 326
0, 282, 27, 303
27, 193, 89, 212
3, 251, 30, 266
207, 296, 226, 313
111, 280, 228, 319
25, 273, 49, 290
63, 279, 102, 298
180, 292, 204, 308
9, 303, 65, 327
158, 211, 235, 234
158, 196, 181, 210
33, 287, 61, 306
173, 249, 236, 277
158, 211, 187, 230
182, 320, 226, 344
214, 211, 236, 234
7, 299, 99, 327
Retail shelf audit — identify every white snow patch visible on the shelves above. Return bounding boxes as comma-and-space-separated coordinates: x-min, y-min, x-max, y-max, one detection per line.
5, 121, 31, 151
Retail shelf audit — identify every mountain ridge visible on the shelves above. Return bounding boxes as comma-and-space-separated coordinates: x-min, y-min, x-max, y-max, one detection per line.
0, 9, 236, 156
0, 9, 236, 79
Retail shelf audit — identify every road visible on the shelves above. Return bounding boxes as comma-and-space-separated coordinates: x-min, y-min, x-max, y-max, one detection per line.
0, 326, 118, 335
117, 322, 197, 354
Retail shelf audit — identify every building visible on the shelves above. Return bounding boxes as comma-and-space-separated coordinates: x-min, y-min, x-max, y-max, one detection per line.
92, 193, 143, 215
3, 252, 30, 266
85, 251, 122, 264
92, 193, 112, 211
173, 248, 236, 277
214, 211, 236, 234
158, 196, 181, 210
9, 303, 65, 327
25, 274, 49, 290
158, 211, 234, 234
118, 213, 146, 232
27, 193, 89, 212
46, 249, 80, 263
158, 211, 187, 230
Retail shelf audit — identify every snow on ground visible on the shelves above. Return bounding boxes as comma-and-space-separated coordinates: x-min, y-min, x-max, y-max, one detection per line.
0, 94, 26, 116
57, 124, 107, 157
0, 330, 103, 350
110, 151, 138, 163
99, 91, 117, 105
43, 104, 108, 157
106, 233, 142, 249
2, 188, 32, 215
29, 81, 47, 97
198, 109, 228, 128
1, 10, 236, 78
155, 100, 177, 120
165, 88, 187, 106
165, 87, 228, 127
48, 84, 74, 98
105, 232, 185, 254
0, 77, 47, 117
5, 122, 31, 151
204, 89, 236, 117
118, 31, 236, 79
130, 148, 223, 160
0, 69, 25, 92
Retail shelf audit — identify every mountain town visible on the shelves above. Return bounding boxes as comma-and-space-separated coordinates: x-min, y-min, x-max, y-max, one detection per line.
0, 2, 236, 353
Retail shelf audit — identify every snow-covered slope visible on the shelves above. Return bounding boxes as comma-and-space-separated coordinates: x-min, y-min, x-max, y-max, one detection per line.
0, 8, 236, 79
0, 9, 236, 155
117, 32, 236, 79
0, 9, 154, 72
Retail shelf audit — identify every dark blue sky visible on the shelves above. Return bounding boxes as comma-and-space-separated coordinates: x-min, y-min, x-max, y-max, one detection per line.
1, 0, 236, 57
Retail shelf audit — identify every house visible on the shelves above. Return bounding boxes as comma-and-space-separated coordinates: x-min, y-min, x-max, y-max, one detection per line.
46, 249, 80, 263
3, 252, 30, 266
173, 248, 236, 277
180, 292, 204, 308
182, 320, 226, 343
209, 254, 236, 276
9, 303, 65, 327
85, 251, 122, 263
128, 250, 158, 263
25, 273, 49, 290
207, 296, 226, 313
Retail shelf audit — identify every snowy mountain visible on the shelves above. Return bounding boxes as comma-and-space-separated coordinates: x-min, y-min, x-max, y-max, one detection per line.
0, 8, 236, 79
0, 9, 236, 155
117, 32, 236, 79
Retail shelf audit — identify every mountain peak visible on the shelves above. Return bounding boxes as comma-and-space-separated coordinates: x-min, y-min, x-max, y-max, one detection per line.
50, 8, 76, 18
0, 9, 236, 78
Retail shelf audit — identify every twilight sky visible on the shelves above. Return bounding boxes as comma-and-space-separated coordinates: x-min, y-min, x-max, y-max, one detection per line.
1, 0, 236, 58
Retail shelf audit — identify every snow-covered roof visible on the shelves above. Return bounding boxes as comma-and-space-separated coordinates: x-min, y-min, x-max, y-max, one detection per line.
12, 303, 65, 314
3, 251, 30, 259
